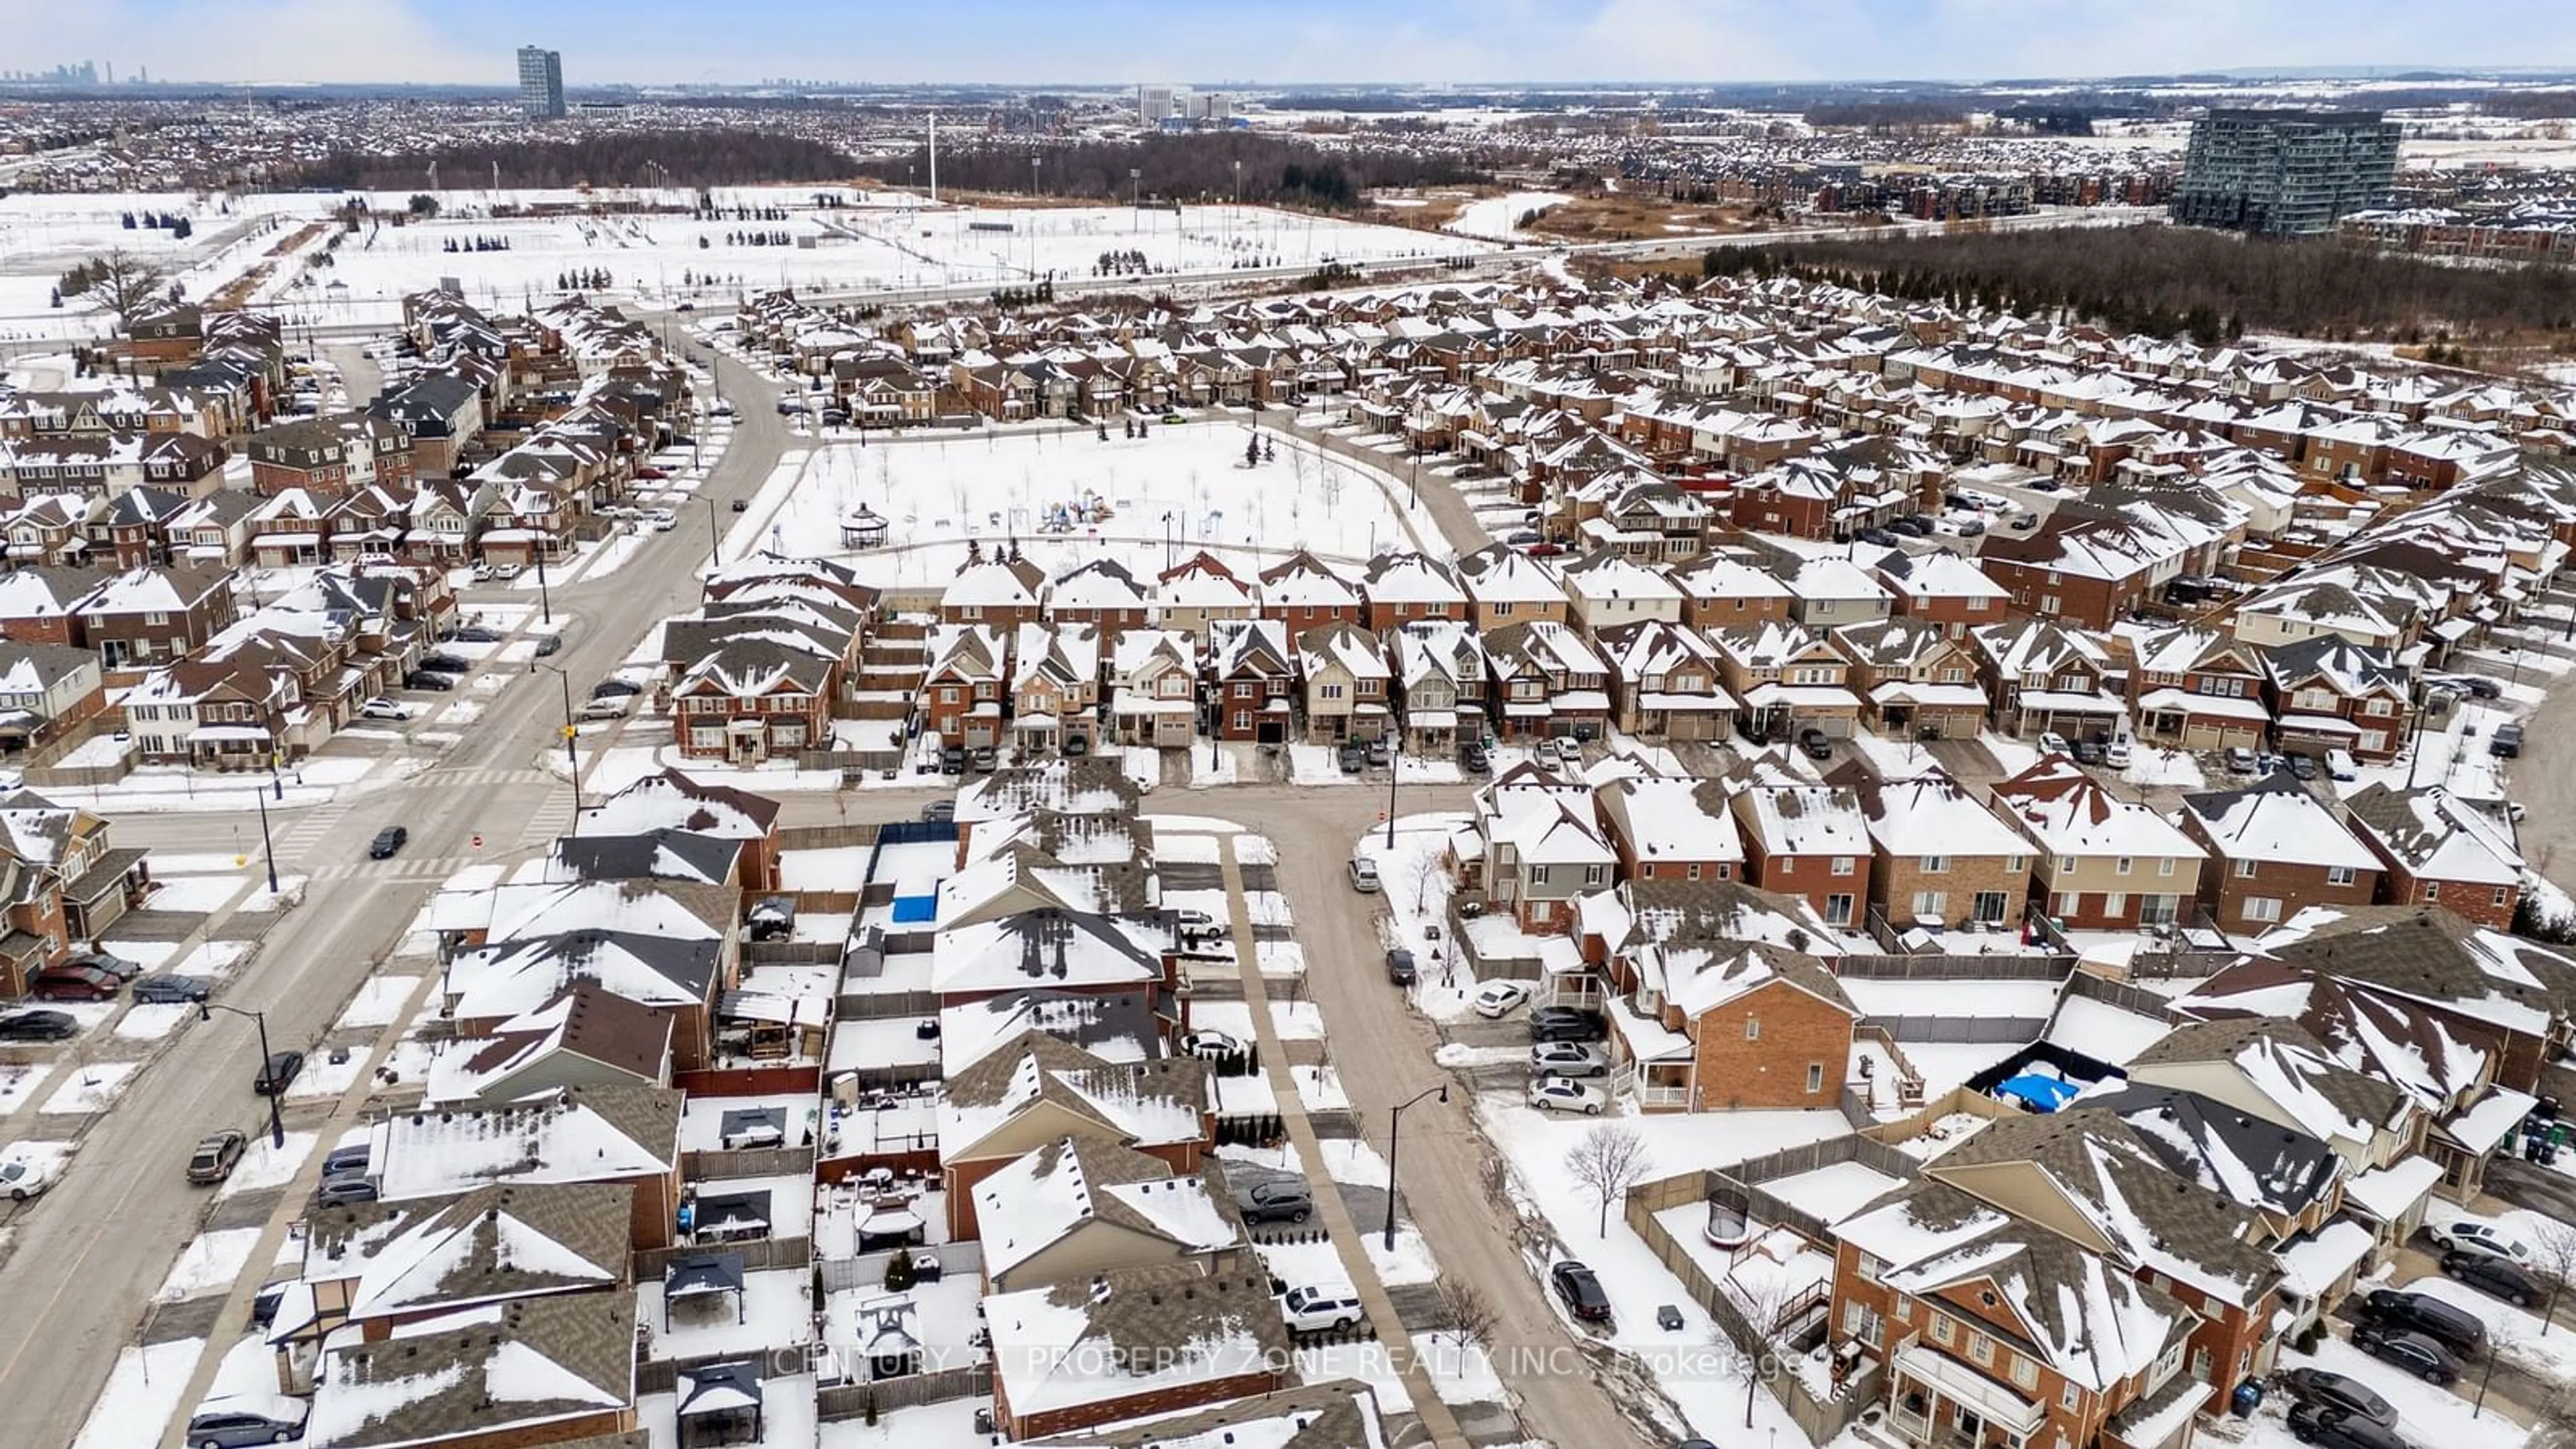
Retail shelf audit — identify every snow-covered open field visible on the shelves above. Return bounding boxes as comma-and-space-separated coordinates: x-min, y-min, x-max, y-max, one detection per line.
733, 423, 1448, 590
0, 185, 1496, 335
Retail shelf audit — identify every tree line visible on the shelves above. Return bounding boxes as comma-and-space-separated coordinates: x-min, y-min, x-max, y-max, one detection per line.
275, 131, 855, 191
879, 133, 1489, 213
1698, 226, 2576, 343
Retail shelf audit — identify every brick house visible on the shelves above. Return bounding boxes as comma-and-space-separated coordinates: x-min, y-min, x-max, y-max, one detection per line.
940, 555, 1049, 627
74, 562, 238, 673
1046, 559, 1152, 638
1971, 617, 2127, 743
922, 625, 1011, 751
1106, 629, 1199, 749
1480, 620, 1611, 743
669, 641, 835, 765
1594, 775, 1743, 883
1711, 620, 1864, 742
1611, 940, 1857, 1110
2261, 636, 2413, 763
1206, 619, 1294, 743
1725, 775, 1871, 928
1256, 550, 1364, 635
0, 567, 99, 648
2339, 783, 2522, 928
1669, 553, 1796, 631
243, 411, 415, 497
1152, 551, 1258, 642
2177, 773, 2383, 933
1009, 622, 1100, 758
1989, 755, 2207, 930
1452, 543, 1571, 632
1876, 550, 2011, 637
1356, 550, 1468, 633
2125, 625, 2270, 753
0, 642, 108, 759
1828, 616, 1991, 741
1837, 765, 2035, 931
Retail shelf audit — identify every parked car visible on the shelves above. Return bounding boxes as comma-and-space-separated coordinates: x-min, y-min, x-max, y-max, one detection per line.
1233, 1181, 1313, 1224
2451, 674, 2505, 700
918, 800, 956, 824
2037, 731, 2070, 755
939, 746, 965, 775
358, 697, 410, 721
1384, 949, 1418, 985
253, 1050, 305, 1095
2103, 737, 2133, 768
2070, 739, 2104, 765
489, 562, 524, 582
969, 745, 999, 773
2490, 723, 2525, 759
186, 1129, 248, 1185
577, 696, 630, 721
1529, 1006, 1608, 1043
2279, 1368, 2398, 1425
1886, 515, 1931, 537
1854, 527, 1899, 547
1550, 1260, 1613, 1323
1338, 741, 1366, 774
313, 1175, 379, 1208
0, 1009, 76, 1042
533, 634, 563, 657
1363, 736, 1391, 767
1796, 728, 1833, 761
1279, 1285, 1363, 1334
2224, 746, 2259, 774
1181, 1030, 1244, 1060
649, 508, 679, 531
1527, 1078, 1608, 1114
731, 498, 749, 513
468, 561, 492, 582
2440, 1248, 2544, 1305
2361, 1288, 2486, 1355
0, 1142, 64, 1201
29, 963, 119, 1002
632, 466, 669, 482
1474, 981, 1534, 1018
590, 678, 643, 699
368, 825, 409, 860
421, 652, 471, 673
2288, 753, 2320, 782
2350, 1324, 2464, 1384
2428, 1216, 2532, 1265
404, 669, 457, 692
1531, 1042, 1611, 1078
448, 625, 504, 643
1459, 743, 1491, 773
71, 949, 141, 982
321, 1135, 370, 1180
182, 1396, 311, 1448
130, 974, 211, 1004
2286, 1403, 2412, 1449
1348, 857, 1380, 892
2326, 749, 2360, 782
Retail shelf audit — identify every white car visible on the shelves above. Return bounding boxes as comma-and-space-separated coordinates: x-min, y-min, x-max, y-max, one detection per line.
1530, 1042, 1611, 1078
1347, 857, 1380, 893
468, 562, 492, 582
0, 1142, 66, 1201
1279, 1285, 1364, 1334
490, 562, 525, 582
649, 508, 678, 531
2429, 1216, 2532, 1265
1551, 738, 1584, 764
2037, 731, 2070, 756
2102, 737, 2132, 769
1181, 1030, 1243, 1060
1527, 1078, 1607, 1116
1474, 981, 1534, 1018
358, 698, 410, 721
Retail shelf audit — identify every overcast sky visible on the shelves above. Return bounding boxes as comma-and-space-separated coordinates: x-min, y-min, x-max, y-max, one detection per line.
7, 0, 2575, 87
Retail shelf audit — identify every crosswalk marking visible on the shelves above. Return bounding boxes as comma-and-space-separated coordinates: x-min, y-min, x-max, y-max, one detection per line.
272, 802, 353, 868
515, 788, 578, 853
309, 856, 471, 883
413, 766, 558, 790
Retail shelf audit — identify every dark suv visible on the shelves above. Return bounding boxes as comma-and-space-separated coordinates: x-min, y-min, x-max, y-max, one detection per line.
1385, 949, 1418, 985
1529, 1006, 1608, 1043
1550, 1260, 1612, 1323
2286, 1403, 2411, 1449
2442, 1249, 2545, 1307
2361, 1287, 2486, 1355
1233, 1181, 1313, 1224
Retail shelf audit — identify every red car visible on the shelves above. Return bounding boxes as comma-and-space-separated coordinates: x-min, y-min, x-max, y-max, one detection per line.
633, 466, 669, 481
30, 963, 119, 1001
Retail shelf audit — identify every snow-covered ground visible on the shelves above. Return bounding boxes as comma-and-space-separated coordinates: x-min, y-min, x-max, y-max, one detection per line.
1444, 191, 1572, 241
1353, 812, 1481, 1021
154, 1228, 261, 1303
731, 424, 1446, 592
217, 1130, 315, 1198
65, 1339, 203, 1449
40, 1062, 140, 1116
333, 975, 421, 1031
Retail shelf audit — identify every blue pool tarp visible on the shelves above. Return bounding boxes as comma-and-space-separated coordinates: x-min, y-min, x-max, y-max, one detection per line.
1995, 1074, 2078, 1113
890, 895, 938, 924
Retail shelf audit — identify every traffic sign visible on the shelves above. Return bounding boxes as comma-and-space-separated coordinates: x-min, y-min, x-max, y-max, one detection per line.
471, 834, 483, 850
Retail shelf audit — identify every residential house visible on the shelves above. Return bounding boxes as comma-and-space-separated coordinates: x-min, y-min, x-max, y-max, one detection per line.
1356, 550, 1468, 632
1480, 620, 1612, 743
1470, 764, 1617, 932
1711, 620, 1863, 741
1295, 623, 1390, 744
74, 562, 237, 672
1988, 755, 2207, 930
1726, 773, 1872, 927
1046, 559, 1152, 639
1106, 629, 1199, 748
1153, 551, 1258, 642
1839, 765, 2036, 931
1255, 550, 1364, 635
1828, 616, 1991, 741
922, 625, 1011, 751
1972, 617, 2127, 743
1595, 618, 1735, 739
2177, 774, 2383, 933
1556, 551, 1686, 640
2125, 625, 2270, 753
1010, 622, 1102, 758
1669, 553, 1796, 631
2339, 784, 2524, 928
1205, 619, 1295, 743
1452, 543, 1571, 631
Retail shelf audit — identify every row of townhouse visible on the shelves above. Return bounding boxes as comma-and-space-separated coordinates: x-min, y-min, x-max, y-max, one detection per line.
661, 556, 881, 764
119, 564, 455, 766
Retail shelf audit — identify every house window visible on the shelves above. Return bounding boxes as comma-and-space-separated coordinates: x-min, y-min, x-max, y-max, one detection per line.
2012, 1356, 2039, 1391
2366, 697, 2394, 716
2051, 891, 2078, 917
1970, 1332, 1994, 1366
1893, 1294, 1912, 1322
1321, 683, 1346, 701
1686, 863, 1701, 881
1806, 1062, 1825, 1093
1921, 855, 1949, 874
2104, 892, 2128, 916
145, 610, 168, 627
1831, 856, 1854, 876
2497, 886, 2513, 908
1531, 865, 1550, 885
1233, 682, 1252, 698
1912, 891, 1947, 920
2116, 856, 2134, 876
690, 727, 723, 749
2243, 896, 2282, 924
2059, 857, 2078, 874
1583, 865, 1607, 886
1931, 1316, 1954, 1346
2235, 858, 2257, 879
940, 687, 958, 704
2006, 855, 2026, 872
2327, 865, 2357, 887
2159, 857, 2176, 877
1972, 890, 2010, 924
1744, 1016, 1760, 1041
2424, 882, 2441, 901
2062, 1383, 2083, 1411
1825, 894, 1854, 924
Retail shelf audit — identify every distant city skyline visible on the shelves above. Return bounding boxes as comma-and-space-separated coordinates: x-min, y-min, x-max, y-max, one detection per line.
1, 0, 2574, 88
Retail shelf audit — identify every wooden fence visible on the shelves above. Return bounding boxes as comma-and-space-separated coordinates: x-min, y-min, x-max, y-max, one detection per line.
633, 1236, 813, 1280
816, 1366, 987, 1419
681, 1146, 816, 1179
820, 1240, 985, 1294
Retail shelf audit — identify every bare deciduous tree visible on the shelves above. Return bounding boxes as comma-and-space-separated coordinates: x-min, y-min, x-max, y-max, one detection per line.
1401, 849, 1445, 916
2528, 1217, 2576, 1336
74, 250, 170, 332
1564, 1122, 1652, 1239
1435, 1276, 1498, 1353
1725, 1268, 1809, 1428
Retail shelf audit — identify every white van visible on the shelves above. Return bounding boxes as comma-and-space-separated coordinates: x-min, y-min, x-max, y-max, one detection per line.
1347, 856, 1380, 893
2325, 748, 2359, 782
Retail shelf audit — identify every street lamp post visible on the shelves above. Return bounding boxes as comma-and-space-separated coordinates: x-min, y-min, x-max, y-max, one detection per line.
707, 497, 723, 575
532, 661, 582, 819
532, 529, 553, 627
199, 1002, 286, 1148
1385, 728, 1399, 849
252, 784, 280, 895
1384, 1083, 1448, 1249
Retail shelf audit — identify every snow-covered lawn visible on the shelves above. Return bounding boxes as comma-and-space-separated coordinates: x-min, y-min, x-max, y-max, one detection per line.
1352, 811, 1480, 1021
816, 1397, 994, 1449
136, 875, 244, 915
286, 1048, 369, 1102
154, 1228, 262, 1303
113, 1004, 197, 1042
217, 1130, 315, 1198
65, 1338, 203, 1449
735, 425, 1446, 594
334, 975, 421, 1030
1445, 191, 1573, 241
40, 1061, 140, 1115
638, 1268, 812, 1359
0, 1063, 55, 1114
